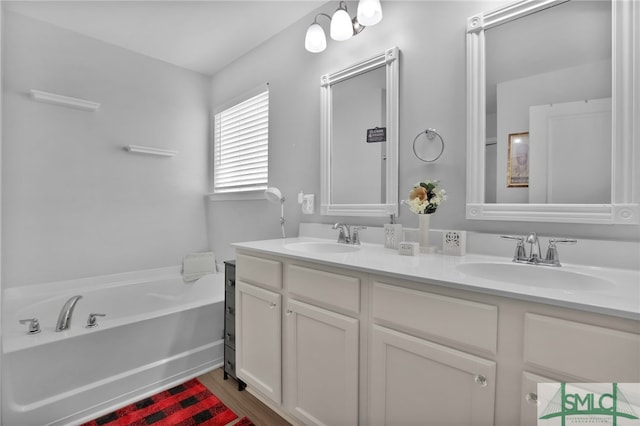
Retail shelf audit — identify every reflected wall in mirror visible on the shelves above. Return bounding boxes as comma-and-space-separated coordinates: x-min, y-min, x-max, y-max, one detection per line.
466, 0, 639, 224
321, 47, 399, 217
331, 65, 387, 205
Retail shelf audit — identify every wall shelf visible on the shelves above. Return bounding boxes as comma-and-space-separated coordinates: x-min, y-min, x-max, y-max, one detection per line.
124, 145, 178, 157
29, 89, 101, 111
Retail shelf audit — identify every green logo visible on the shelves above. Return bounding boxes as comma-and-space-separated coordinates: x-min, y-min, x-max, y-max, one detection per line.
539, 383, 639, 425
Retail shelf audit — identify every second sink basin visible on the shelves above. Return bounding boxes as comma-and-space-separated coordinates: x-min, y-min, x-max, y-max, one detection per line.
284, 241, 360, 254
456, 262, 612, 291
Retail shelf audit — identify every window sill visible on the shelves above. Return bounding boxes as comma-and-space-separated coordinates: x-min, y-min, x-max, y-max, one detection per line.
206, 190, 266, 202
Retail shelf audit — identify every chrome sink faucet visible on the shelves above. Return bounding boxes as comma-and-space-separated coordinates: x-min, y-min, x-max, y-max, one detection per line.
56, 295, 83, 331
333, 223, 351, 243
525, 232, 542, 261
332, 223, 367, 245
501, 233, 576, 267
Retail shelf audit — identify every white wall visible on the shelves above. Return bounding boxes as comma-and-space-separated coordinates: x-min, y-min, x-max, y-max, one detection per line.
208, 1, 638, 263
2, 11, 210, 287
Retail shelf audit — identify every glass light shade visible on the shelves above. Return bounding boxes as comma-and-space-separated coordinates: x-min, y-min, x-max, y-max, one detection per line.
330, 8, 353, 41
357, 0, 382, 26
305, 23, 326, 53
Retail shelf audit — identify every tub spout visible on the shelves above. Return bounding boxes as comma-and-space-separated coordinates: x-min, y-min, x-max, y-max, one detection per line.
56, 295, 83, 331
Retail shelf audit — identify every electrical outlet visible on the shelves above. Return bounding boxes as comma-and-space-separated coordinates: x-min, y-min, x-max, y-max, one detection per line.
302, 194, 315, 214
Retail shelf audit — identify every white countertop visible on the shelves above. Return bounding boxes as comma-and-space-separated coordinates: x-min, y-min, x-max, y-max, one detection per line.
233, 237, 640, 321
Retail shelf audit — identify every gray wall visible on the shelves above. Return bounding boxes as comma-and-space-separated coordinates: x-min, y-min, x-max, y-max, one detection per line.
2, 11, 211, 286
3, 2, 637, 283
208, 0, 639, 262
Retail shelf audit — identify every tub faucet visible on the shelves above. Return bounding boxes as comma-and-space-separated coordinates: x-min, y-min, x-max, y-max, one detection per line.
56, 295, 83, 331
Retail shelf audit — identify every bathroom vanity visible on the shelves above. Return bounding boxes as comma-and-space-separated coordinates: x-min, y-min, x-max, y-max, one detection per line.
233, 237, 639, 426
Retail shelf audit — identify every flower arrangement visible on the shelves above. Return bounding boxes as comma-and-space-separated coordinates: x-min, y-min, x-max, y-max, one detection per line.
406, 180, 447, 215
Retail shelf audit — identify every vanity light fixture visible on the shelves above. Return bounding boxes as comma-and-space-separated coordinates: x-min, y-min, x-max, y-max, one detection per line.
357, 0, 383, 26
305, 0, 382, 53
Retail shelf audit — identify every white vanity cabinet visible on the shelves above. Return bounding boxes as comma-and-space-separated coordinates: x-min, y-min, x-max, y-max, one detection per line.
518, 312, 640, 426
370, 279, 498, 426
234, 247, 640, 426
284, 263, 362, 426
235, 253, 283, 404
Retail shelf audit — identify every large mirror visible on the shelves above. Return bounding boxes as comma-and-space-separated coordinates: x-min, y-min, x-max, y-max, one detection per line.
320, 47, 399, 217
466, 0, 639, 224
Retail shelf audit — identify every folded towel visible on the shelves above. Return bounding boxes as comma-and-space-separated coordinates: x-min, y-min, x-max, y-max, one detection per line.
182, 252, 216, 282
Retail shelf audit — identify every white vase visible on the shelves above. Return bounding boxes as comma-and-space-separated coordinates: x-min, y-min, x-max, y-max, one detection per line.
418, 214, 431, 252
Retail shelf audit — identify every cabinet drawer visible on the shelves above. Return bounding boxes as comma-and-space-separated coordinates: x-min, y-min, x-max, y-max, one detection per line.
524, 313, 640, 381
225, 312, 235, 347
225, 276, 235, 291
224, 345, 236, 377
287, 264, 360, 314
225, 303, 235, 316
373, 281, 498, 354
236, 253, 282, 289
225, 288, 235, 309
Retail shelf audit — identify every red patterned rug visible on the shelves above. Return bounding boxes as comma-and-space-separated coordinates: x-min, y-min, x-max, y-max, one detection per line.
81, 378, 239, 426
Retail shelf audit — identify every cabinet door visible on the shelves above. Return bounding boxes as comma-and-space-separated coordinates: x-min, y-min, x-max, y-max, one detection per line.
370, 325, 496, 426
236, 281, 282, 403
520, 371, 559, 426
285, 299, 359, 426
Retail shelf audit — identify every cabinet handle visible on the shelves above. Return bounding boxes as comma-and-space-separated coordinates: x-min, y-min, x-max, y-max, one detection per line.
285, 309, 292, 316
474, 374, 488, 387
269, 302, 277, 308
525, 392, 538, 405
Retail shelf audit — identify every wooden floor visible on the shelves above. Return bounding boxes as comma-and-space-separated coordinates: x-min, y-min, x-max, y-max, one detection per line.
198, 368, 291, 426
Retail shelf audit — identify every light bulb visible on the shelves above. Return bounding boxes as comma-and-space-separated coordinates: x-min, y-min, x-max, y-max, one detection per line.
357, 0, 382, 26
305, 23, 326, 53
330, 8, 353, 41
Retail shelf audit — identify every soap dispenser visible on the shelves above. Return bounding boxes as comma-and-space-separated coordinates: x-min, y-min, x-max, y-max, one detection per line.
384, 215, 402, 249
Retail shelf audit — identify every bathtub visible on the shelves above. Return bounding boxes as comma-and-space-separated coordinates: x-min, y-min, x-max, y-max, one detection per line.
2, 266, 225, 426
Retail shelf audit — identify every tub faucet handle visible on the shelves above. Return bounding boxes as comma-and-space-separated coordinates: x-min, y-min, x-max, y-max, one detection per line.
19, 318, 41, 334
86, 313, 106, 328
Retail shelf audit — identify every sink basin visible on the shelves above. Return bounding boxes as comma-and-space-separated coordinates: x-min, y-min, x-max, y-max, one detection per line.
284, 241, 360, 254
456, 262, 612, 291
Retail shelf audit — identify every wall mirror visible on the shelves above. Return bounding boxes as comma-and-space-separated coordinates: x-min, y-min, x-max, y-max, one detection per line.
320, 46, 399, 217
466, 0, 638, 224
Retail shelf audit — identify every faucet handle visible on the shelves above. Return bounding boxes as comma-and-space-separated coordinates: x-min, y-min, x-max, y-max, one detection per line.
19, 318, 41, 334
500, 235, 526, 261
351, 226, 367, 245
548, 238, 577, 246
500, 235, 524, 242
86, 313, 106, 328
544, 238, 577, 266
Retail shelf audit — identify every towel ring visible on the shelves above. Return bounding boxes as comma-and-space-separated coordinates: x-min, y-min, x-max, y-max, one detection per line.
412, 128, 444, 163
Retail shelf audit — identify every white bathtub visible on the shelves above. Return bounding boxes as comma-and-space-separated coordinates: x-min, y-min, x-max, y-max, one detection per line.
2, 266, 225, 426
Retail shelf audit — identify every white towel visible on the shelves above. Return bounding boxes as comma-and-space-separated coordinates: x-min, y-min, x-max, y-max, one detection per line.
182, 252, 216, 282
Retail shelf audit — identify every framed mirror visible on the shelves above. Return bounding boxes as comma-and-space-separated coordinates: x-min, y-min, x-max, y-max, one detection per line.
466, 0, 638, 224
320, 46, 399, 217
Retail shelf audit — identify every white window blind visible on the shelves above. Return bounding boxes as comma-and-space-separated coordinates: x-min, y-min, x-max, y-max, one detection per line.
213, 89, 269, 193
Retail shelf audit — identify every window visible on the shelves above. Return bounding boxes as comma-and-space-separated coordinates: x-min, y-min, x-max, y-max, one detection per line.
213, 89, 269, 195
